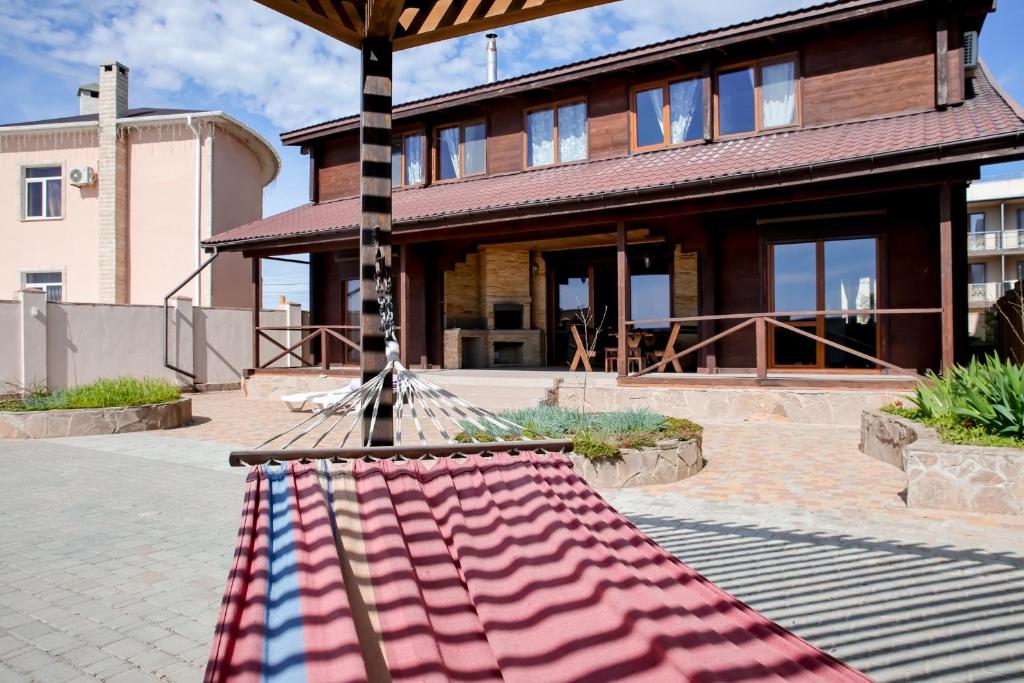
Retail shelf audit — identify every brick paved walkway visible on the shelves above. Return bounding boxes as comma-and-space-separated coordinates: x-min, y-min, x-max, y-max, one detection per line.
0, 390, 1021, 681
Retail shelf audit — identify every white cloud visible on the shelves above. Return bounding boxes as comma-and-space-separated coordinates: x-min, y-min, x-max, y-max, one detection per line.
0, 0, 819, 131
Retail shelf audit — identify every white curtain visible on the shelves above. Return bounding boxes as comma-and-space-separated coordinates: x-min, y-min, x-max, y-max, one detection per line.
405, 134, 424, 184
840, 280, 849, 322
528, 109, 555, 166
646, 88, 664, 139
463, 124, 486, 175
558, 102, 587, 162
440, 127, 460, 178
669, 79, 701, 143
761, 61, 796, 128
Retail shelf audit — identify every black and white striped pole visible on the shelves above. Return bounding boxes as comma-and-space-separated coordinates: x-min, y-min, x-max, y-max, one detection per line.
359, 36, 395, 446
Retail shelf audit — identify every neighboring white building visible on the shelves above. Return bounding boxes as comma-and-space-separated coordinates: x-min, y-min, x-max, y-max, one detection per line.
966, 174, 1024, 339
0, 61, 280, 307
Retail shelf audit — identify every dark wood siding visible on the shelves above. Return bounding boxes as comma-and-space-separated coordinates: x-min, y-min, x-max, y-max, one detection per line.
317, 133, 360, 201
801, 16, 935, 126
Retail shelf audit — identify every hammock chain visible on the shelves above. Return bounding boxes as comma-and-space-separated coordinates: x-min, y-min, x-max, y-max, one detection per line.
373, 227, 397, 344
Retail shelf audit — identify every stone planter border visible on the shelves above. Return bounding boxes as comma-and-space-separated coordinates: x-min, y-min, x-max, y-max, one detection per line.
0, 398, 192, 439
860, 410, 1023, 516
570, 437, 703, 489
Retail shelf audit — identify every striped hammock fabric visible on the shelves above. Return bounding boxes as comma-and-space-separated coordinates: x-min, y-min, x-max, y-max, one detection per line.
205, 452, 869, 682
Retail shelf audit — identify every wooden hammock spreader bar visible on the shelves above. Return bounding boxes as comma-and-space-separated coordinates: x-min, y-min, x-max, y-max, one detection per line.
229, 439, 576, 467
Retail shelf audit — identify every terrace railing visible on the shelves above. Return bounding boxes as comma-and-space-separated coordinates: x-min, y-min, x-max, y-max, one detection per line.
967, 230, 1024, 252
255, 325, 360, 371
624, 308, 942, 381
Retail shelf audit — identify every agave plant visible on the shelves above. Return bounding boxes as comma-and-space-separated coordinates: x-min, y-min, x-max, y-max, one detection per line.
910, 355, 1024, 440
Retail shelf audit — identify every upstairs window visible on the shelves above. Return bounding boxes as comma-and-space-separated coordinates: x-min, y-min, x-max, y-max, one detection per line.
23, 166, 62, 219
526, 100, 588, 167
969, 212, 986, 233
716, 56, 799, 137
632, 76, 704, 151
391, 131, 425, 188
1017, 208, 1023, 230
436, 120, 486, 181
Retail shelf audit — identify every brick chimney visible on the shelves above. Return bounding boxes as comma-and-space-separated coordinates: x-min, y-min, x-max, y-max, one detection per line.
77, 83, 99, 115
97, 62, 129, 303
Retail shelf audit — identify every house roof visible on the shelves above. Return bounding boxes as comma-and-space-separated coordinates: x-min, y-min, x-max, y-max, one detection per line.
0, 107, 201, 128
206, 64, 1024, 250
281, 0, 993, 145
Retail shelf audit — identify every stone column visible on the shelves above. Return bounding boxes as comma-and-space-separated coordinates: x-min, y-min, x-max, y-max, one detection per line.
19, 289, 47, 393
97, 62, 129, 304
171, 296, 195, 384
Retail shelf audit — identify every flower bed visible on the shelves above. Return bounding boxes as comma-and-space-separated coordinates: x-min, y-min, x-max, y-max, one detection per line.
461, 406, 705, 488
0, 378, 190, 439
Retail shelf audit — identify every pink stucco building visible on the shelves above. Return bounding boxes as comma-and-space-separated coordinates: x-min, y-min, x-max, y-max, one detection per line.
0, 61, 279, 307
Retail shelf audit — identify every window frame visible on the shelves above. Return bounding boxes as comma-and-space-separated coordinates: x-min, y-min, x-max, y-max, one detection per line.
629, 74, 705, 153
21, 270, 64, 302
522, 97, 589, 168
391, 128, 427, 189
433, 118, 487, 183
21, 164, 64, 221
714, 53, 802, 141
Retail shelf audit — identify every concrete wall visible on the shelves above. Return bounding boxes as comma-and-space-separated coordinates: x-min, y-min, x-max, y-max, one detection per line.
0, 289, 303, 391
0, 130, 102, 302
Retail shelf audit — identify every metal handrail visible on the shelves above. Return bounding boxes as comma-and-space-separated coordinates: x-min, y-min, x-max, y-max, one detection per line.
162, 250, 219, 382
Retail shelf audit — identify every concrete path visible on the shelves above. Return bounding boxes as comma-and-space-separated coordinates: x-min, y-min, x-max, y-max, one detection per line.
0, 392, 1021, 681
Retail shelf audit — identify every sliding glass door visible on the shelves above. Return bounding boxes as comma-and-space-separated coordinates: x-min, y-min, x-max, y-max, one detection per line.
770, 237, 879, 370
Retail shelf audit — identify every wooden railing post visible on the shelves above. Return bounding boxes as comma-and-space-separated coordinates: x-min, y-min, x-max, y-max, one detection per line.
321, 328, 329, 372
755, 316, 767, 380
251, 257, 261, 370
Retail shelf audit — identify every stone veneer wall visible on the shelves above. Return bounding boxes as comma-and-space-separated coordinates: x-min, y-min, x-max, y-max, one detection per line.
443, 253, 481, 326
860, 410, 1023, 515
673, 247, 698, 318
0, 398, 191, 439
570, 438, 703, 488
560, 384, 907, 425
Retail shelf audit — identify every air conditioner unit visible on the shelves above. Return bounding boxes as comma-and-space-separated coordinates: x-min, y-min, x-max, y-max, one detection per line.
963, 30, 979, 69
68, 166, 95, 187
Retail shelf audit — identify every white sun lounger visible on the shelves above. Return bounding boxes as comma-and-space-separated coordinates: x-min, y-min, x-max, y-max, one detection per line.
281, 378, 361, 412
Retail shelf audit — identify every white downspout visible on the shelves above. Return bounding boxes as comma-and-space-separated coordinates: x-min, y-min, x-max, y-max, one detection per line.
186, 115, 202, 306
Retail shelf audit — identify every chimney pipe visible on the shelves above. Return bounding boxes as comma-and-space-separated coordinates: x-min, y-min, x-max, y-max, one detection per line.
486, 33, 498, 84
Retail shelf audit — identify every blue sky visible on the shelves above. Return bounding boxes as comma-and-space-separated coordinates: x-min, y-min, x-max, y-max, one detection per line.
2, 0, 1022, 307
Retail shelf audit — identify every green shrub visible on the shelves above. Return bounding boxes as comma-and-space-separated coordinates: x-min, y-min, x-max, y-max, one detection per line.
883, 355, 1024, 448
572, 433, 620, 461
0, 377, 180, 412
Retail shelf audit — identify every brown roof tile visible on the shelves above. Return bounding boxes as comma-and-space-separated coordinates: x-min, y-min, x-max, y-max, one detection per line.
209, 66, 1024, 248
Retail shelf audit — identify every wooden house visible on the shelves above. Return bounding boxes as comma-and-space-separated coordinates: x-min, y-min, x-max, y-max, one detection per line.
206, 0, 1024, 388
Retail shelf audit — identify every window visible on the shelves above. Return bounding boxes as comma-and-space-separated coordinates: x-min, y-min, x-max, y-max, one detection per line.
391, 132, 425, 188
969, 213, 986, 233
23, 166, 62, 219
1017, 208, 1023, 230
716, 56, 799, 137
436, 121, 486, 180
970, 263, 987, 284
526, 100, 587, 167
1017, 260, 1024, 282
23, 271, 63, 302
632, 76, 704, 150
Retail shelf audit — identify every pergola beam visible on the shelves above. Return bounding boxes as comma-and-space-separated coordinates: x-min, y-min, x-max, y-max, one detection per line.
252, 0, 619, 50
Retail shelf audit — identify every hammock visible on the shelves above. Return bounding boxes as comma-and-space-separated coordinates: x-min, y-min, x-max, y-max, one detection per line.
205, 454, 868, 682
205, 237, 867, 681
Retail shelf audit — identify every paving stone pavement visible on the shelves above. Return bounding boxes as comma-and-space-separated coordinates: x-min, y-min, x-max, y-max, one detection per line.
0, 390, 1021, 681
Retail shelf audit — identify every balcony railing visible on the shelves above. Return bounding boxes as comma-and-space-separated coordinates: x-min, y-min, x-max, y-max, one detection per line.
967, 282, 1016, 305
967, 230, 1024, 252
255, 325, 359, 371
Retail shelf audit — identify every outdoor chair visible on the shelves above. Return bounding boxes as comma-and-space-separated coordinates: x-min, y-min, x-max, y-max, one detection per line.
603, 346, 618, 372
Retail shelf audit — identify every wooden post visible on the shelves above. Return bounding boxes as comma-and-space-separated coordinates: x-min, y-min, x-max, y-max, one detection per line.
360, 36, 394, 445
939, 181, 955, 371
251, 257, 261, 370
616, 222, 628, 377
698, 241, 717, 373
755, 316, 767, 380
399, 243, 409, 366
